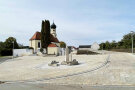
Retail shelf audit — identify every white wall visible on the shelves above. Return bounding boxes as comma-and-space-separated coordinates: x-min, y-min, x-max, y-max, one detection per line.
13, 49, 33, 57
91, 42, 100, 50
59, 48, 65, 56
29, 40, 41, 52
47, 47, 59, 55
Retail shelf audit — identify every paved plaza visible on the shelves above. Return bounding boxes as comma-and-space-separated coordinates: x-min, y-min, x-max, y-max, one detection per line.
0, 54, 107, 82
0, 52, 135, 86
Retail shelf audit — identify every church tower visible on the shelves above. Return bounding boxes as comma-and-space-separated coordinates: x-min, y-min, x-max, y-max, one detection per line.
51, 22, 57, 38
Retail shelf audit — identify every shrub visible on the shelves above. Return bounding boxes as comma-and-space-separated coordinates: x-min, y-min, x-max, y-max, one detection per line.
0, 48, 12, 56
40, 48, 43, 53
29, 47, 34, 49
77, 50, 99, 55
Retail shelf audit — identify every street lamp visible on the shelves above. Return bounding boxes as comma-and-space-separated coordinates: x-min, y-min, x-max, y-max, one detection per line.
102, 42, 104, 55
131, 31, 135, 54
12, 41, 14, 59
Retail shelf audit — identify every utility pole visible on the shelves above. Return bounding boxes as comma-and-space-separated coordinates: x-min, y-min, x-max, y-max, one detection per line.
102, 42, 104, 55
131, 31, 134, 54
12, 41, 14, 59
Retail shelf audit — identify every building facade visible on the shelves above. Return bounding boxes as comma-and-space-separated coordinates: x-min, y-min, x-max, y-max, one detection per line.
29, 22, 60, 55
91, 42, 100, 50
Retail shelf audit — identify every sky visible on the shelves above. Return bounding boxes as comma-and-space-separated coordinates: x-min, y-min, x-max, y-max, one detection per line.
0, 0, 135, 47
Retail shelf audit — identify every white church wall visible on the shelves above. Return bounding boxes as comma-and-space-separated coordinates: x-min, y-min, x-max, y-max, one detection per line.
29, 40, 41, 52
47, 47, 59, 55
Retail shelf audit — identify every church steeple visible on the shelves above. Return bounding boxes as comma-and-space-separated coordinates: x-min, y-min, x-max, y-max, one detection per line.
51, 21, 56, 29
51, 21, 57, 38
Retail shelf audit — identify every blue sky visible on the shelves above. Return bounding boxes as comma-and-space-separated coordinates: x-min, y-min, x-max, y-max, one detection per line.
0, 0, 135, 46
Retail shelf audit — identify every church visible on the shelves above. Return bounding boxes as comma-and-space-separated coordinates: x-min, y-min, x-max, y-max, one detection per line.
29, 22, 60, 55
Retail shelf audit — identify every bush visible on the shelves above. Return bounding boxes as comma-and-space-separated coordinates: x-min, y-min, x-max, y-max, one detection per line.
0, 48, 12, 56
29, 47, 34, 49
40, 48, 43, 53
77, 50, 99, 55
109, 49, 134, 53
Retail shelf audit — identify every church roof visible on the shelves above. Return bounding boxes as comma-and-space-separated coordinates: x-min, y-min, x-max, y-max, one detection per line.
30, 31, 41, 40
48, 43, 58, 47
30, 31, 59, 43
51, 22, 56, 29
50, 34, 59, 43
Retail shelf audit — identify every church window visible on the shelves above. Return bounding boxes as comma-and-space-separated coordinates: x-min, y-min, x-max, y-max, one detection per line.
38, 42, 40, 48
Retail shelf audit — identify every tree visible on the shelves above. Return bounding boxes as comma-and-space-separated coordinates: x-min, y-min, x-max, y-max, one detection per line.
46, 20, 51, 46
121, 33, 132, 48
100, 32, 135, 50
41, 20, 46, 48
111, 40, 117, 49
60, 41, 66, 48
0, 42, 5, 49
41, 20, 51, 53
117, 41, 124, 49
4, 37, 19, 49
0, 37, 19, 56
105, 41, 111, 50
99, 42, 105, 50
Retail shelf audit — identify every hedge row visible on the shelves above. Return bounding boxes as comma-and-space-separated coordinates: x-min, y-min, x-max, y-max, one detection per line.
109, 49, 135, 53
0, 48, 12, 56
77, 50, 99, 55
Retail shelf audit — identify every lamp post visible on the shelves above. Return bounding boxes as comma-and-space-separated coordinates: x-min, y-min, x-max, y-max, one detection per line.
102, 42, 104, 55
131, 31, 134, 54
12, 41, 14, 59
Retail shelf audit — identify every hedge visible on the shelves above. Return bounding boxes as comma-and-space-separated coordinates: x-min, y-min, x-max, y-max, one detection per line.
0, 48, 12, 56
77, 50, 99, 55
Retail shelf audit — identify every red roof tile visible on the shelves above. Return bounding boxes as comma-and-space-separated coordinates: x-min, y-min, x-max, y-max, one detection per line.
30, 32, 41, 40
48, 44, 57, 47
30, 32, 59, 43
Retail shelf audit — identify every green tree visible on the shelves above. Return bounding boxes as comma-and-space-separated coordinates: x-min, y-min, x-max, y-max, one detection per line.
121, 33, 132, 48
105, 41, 111, 50
0, 37, 19, 56
100, 32, 135, 50
41, 20, 45, 48
46, 20, 51, 46
60, 41, 66, 48
41, 20, 51, 53
4, 37, 19, 49
111, 40, 117, 49
100, 42, 105, 50
0, 42, 5, 49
